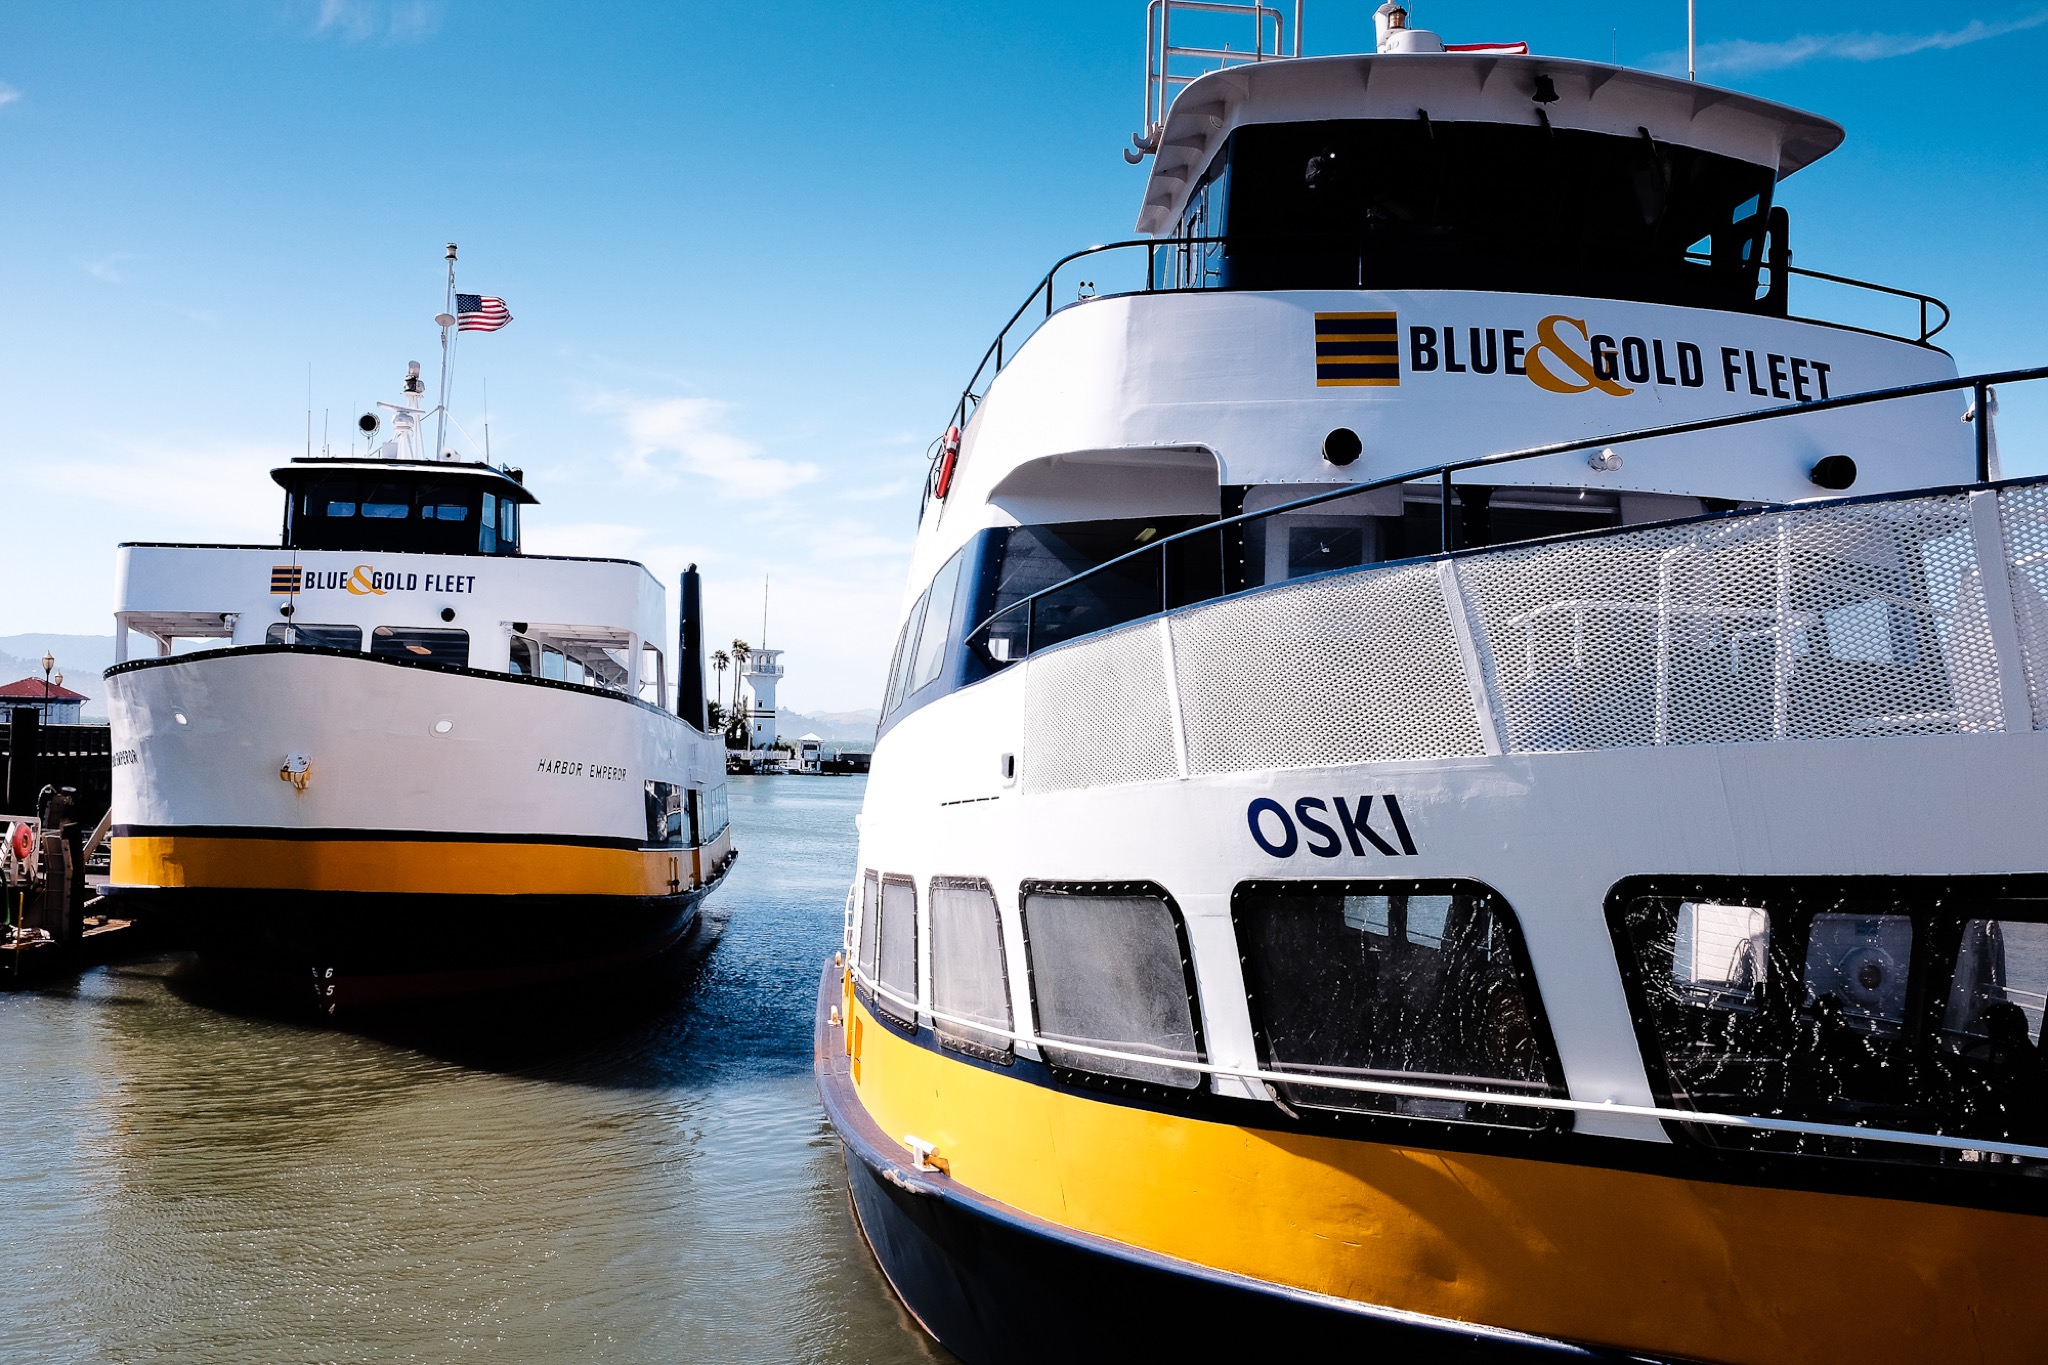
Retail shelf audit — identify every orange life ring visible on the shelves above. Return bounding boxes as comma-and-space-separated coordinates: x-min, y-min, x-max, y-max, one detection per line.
7, 822, 32, 862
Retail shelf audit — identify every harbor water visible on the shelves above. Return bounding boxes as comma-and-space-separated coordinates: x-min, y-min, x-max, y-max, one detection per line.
0, 776, 945, 1364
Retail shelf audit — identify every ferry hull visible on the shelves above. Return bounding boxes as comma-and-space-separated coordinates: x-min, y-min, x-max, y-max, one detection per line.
103, 866, 729, 1010
816, 967, 1620, 1364
104, 646, 733, 1009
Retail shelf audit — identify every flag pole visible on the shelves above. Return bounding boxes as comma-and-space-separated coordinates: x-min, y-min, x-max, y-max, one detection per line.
434, 241, 457, 460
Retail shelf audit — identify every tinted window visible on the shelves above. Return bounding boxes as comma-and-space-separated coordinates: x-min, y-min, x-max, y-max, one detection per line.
882, 589, 928, 716
265, 622, 362, 650
702, 783, 728, 840
370, 626, 468, 666
362, 485, 411, 518
857, 870, 881, 988
876, 875, 918, 1029
1614, 880, 2048, 1160
1223, 120, 1775, 309
930, 877, 1012, 1062
975, 516, 1207, 656
481, 492, 499, 553
508, 636, 537, 676
1021, 884, 1202, 1088
1234, 880, 1564, 1128
644, 781, 685, 847
908, 550, 965, 695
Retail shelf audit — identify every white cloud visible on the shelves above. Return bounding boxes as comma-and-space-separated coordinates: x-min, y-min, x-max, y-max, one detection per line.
0, 84, 21, 109
25, 436, 285, 543
1657, 9, 2048, 76
314, 0, 437, 43
81, 252, 135, 284
586, 391, 820, 499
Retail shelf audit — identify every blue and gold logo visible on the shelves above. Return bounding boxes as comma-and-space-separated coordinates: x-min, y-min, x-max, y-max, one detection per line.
1314, 312, 1400, 387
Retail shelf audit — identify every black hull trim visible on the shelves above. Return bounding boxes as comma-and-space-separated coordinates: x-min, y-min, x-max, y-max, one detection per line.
103, 854, 735, 1010
812, 964, 1647, 1365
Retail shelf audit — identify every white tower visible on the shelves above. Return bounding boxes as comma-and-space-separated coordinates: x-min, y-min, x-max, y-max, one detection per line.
741, 648, 783, 754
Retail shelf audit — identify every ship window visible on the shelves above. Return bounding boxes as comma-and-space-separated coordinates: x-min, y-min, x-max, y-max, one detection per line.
1233, 879, 1566, 1128
876, 875, 919, 1029
1612, 879, 2048, 1162
639, 645, 664, 704
703, 783, 728, 839
325, 500, 357, 517
500, 498, 519, 548
370, 625, 468, 666
930, 877, 1013, 1062
882, 588, 929, 717
644, 780, 685, 847
857, 870, 881, 988
427, 503, 469, 521
541, 643, 566, 680
508, 635, 537, 676
972, 516, 1209, 656
1020, 883, 1203, 1089
362, 486, 411, 518
264, 623, 362, 650
909, 550, 965, 695
481, 493, 499, 553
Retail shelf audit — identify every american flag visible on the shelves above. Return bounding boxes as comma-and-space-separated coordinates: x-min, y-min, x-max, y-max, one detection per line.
455, 293, 512, 332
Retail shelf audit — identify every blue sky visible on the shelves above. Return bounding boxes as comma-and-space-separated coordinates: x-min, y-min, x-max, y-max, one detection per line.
1, 1, 2044, 710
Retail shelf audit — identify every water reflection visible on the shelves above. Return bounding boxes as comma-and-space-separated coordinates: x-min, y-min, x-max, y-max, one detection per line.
0, 776, 948, 1364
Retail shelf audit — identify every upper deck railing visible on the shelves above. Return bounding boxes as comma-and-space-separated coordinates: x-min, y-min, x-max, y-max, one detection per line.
960, 364, 2044, 670
923, 235, 1952, 511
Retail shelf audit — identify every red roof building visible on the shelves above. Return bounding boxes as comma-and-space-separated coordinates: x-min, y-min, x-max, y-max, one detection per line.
0, 677, 89, 725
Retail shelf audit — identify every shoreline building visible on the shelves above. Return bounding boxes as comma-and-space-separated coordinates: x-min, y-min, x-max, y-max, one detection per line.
0, 677, 88, 726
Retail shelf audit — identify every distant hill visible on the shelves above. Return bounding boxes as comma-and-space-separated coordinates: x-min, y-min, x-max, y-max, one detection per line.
780, 707, 878, 747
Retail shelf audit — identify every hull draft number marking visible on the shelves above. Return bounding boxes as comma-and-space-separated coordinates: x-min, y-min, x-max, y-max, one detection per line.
1246, 795, 1417, 859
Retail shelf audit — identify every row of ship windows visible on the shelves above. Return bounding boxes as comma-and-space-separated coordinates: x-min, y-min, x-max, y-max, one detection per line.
853, 873, 2048, 1165
269, 623, 655, 697
643, 780, 729, 850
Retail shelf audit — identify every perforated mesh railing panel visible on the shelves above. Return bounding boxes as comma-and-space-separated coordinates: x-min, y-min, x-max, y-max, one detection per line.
1015, 488, 2040, 794
1457, 493, 2003, 749
1022, 618, 1179, 795
1998, 483, 2048, 729
1173, 563, 1487, 775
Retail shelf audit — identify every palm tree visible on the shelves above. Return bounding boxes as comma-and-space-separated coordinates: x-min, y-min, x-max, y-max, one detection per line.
730, 640, 751, 715
711, 649, 729, 711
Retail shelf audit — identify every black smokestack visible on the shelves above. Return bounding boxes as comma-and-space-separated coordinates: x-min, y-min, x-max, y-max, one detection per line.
678, 565, 707, 729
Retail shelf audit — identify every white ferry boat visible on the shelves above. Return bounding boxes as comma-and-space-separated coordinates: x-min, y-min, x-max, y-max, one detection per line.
816, 6, 2048, 1361
104, 317, 733, 1011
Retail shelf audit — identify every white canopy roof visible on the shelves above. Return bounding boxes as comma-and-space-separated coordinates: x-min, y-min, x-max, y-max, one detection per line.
1136, 52, 1845, 235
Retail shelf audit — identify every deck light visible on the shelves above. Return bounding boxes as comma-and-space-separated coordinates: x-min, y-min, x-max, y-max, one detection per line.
1809, 454, 1858, 490
1588, 447, 1622, 471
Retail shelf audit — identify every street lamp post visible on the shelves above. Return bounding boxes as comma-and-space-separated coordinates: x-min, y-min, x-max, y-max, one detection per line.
40, 651, 54, 724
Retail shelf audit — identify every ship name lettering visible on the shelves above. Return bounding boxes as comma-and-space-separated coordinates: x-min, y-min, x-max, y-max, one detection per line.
537, 758, 584, 776
1719, 347, 1832, 401
422, 574, 478, 593
112, 748, 139, 768
1405, 317, 1824, 402
1247, 794, 1418, 859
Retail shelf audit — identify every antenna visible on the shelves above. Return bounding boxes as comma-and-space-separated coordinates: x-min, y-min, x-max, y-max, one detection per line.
435, 242, 457, 459
483, 376, 491, 461
322, 408, 330, 458
1687, 0, 1696, 80
305, 363, 313, 459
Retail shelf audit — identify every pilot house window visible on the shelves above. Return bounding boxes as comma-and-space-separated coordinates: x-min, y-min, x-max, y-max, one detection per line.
1612, 878, 2048, 1163
1233, 879, 1566, 1128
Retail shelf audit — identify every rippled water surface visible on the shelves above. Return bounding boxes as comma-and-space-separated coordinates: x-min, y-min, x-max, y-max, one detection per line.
0, 776, 946, 1364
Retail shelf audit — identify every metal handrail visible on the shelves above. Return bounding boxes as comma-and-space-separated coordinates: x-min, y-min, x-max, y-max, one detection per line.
846, 961, 2048, 1162
963, 364, 2047, 665
930, 236, 1957, 508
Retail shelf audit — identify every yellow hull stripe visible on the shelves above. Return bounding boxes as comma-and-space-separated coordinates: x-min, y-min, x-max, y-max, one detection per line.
845, 995, 2043, 1365
111, 831, 730, 897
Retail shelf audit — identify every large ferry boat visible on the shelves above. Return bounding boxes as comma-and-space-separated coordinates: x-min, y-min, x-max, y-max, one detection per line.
816, 5, 2047, 1361
104, 271, 734, 1011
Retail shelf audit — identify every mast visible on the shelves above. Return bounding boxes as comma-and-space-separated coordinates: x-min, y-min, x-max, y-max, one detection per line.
434, 241, 457, 460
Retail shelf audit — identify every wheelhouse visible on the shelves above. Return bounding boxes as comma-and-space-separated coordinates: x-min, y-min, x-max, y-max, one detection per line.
275, 459, 536, 556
